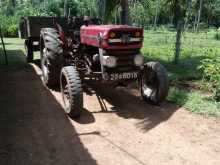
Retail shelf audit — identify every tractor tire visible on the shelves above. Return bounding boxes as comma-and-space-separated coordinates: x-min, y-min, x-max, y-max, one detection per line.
40, 28, 63, 87
25, 39, 33, 62
60, 66, 83, 118
140, 62, 169, 105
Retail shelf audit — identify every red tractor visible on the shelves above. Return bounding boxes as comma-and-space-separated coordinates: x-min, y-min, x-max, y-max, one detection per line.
20, 17, 169, 118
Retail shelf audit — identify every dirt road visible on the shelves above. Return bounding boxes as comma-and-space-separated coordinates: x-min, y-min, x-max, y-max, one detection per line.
0, 64, 220, 165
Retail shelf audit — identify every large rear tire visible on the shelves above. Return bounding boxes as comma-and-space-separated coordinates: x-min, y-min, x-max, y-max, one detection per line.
40, 28, 63, 87
60, 66, 83, 118
140, 62, 169, 105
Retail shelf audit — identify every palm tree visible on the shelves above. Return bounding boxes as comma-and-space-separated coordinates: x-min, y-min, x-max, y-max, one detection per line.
154, 0, 160, 29
184, 0, 192, 30
121, 0, 129, 24
97, 0, 121, 23
97, 0, 149, 25
11, 0, 16, 7
166, 0, 187, 28
64, 0, 68, 17
196, 0, 203, 32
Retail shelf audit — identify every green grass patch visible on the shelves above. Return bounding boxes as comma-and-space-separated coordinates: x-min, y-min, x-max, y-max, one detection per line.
168, 87, 220, 117
142, 30, 220, 82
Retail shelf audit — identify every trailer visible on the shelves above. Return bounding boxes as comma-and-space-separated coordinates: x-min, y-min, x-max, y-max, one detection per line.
19, 16, 68, 62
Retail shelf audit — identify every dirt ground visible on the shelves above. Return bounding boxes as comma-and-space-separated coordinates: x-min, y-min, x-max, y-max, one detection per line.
0, 63, 220, 165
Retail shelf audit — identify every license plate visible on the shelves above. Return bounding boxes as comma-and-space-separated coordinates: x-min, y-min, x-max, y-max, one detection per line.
110, 72, 138, 81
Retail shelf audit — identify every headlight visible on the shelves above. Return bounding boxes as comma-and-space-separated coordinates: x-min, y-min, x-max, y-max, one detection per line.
109, 32, 116, 38
102, 56, 117, 68
135, 31, 141, 37
134, 55, 144, 66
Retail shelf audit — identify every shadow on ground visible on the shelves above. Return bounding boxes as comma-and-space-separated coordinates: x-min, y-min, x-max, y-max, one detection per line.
0, 48, 179, 165
0, 51, 97, 165
85, 85, 179, 133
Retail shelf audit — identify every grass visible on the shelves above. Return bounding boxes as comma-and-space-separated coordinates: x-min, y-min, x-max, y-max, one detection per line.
142, 29, 220, 81
168, 87, 220, 117
142, 29, 220, 117
0, 38, 27, 70
1, 29, 220, 117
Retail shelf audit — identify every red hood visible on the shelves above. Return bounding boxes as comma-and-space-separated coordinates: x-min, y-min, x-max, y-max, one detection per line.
81, 25, 143, 37
82, 25, 141, 30
80, 25, 144, 49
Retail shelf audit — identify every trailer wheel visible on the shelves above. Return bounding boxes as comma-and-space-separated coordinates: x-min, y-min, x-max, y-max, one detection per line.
25, 39, 33, 62
60, 66, 83, 118
40, 28, 63, 87
140, 62, 169, 105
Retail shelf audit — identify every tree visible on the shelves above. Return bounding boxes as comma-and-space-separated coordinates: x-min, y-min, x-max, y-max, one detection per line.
97, 0, 120, 23
184, 0, 192, 30
64, 0, 68, 17
168, 0, 187, 28
11, 0, 16, 7
154, 0, 160, 29
97, 0, 150, 25
196, 0, 203, 32
121, 0, 129, 24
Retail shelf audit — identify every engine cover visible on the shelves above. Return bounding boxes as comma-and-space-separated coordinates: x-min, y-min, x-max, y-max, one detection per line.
80, 25, 143, 50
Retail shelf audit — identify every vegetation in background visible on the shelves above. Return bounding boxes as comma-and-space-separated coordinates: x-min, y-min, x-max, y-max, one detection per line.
1, 0, 220, 36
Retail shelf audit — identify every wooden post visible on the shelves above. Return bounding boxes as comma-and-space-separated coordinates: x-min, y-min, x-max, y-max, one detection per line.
0, 28, 8, 65
174, 22, 183, 64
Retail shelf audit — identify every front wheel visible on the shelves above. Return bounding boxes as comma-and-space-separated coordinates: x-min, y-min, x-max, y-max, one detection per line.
60, 66, 83, 118
140, 62, 169, 105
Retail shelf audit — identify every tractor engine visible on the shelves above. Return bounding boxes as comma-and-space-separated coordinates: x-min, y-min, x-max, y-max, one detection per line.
80, 25, 144, 81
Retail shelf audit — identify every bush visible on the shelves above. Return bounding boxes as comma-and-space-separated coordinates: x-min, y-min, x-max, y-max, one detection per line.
215, 28, 220, 40
198, 57, 220, 101
7, 24, 18, 37
168, 87, 220, 117
214, 84, 220, 102
0, 14, 19, 37
214, 32, 220, 40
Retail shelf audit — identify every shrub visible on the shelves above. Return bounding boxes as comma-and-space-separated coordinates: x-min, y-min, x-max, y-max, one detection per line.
214, 32, 220, 40
198, 57, 220, 101
7, 24, 18, 37
168, 87, 220, 117
0, 14, 19, 37
215, 28, 220, 40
